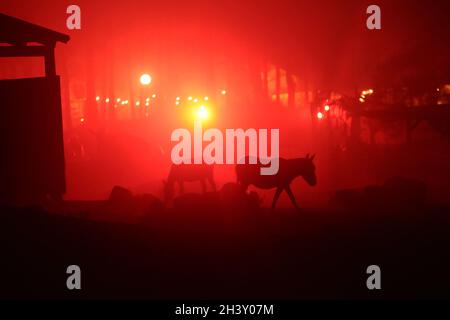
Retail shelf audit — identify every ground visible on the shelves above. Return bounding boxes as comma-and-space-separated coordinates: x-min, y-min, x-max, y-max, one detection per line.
1, 202, 449, 300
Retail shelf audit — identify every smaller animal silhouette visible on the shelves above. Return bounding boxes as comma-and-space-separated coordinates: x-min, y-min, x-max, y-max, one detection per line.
236, 154, 317, 210
163, 163, 216, 202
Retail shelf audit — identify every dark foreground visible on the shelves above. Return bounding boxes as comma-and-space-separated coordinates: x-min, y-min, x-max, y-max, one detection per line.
1, 201, 450, 300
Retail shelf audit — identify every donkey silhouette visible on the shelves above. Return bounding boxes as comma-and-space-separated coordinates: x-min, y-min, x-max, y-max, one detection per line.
163, 162, 216, 203
236, 154, 317, 211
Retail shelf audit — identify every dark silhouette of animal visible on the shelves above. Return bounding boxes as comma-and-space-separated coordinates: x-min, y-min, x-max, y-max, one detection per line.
163, 163, 216, 203
236, 154, 317, 210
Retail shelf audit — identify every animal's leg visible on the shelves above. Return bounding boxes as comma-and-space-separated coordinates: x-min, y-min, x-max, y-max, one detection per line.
271, 187, 283, 212
285, 185, 300, 211
178, 181, 184, 194
200, 179, 207, 193
208, 176, 217, 192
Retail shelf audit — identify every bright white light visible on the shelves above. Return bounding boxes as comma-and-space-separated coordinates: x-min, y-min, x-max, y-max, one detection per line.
317, 112, 324, 120
198, 105, 208, 120
204, 96, 209, 101
152, 94, 157, 99
105, 98, 110, 103
221, 90, 227, 95
96, 96, 100, 101
140, 73, 152, 86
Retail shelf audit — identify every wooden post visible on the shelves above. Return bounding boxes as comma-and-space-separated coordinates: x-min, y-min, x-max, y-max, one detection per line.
44, 43, 56, 77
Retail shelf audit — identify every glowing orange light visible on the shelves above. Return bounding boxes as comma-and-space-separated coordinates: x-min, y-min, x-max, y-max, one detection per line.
116, 98, 121, 103
324, 105, 330, 111
145, 102, 150, 107
95, 96, 100, 101
193, 98, 199, 103
221, 90, 227, 95
152, 94, 157, 99
204, 96, 209, 101
140, 73, 152, 86
105, 98, 110, 103
175, 101, 180, 106
359, 97, 365, 103
146, 97, 150, 102
80, 117, 85, 123
188, 96, 193, 101
317, 112, 324, 120
136, 101, 140, 106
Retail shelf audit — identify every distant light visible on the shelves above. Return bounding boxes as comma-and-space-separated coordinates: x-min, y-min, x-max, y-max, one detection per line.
317, 112, 324, 120
221, 90, 227, 95
95, 96, 100, 102
152, 94, 157, 99
324, 105, 330, 111
437, 88, 440, 92
176, 96, 181, 101
146, 97, 150, 102
136, 101, 140, 106
175, 101, 180, 106
80, 117, 85, 123
116, 98, 121, 103
145, 102, 150, 107
124, 100, 129, 105
204, 96, 209, 101
369, 89, 374, 94
140, 73, 152, 86
359, 97, 365, 103
188, 96, 193, 101
105, 98, 110, 103
193, 98, 199, 103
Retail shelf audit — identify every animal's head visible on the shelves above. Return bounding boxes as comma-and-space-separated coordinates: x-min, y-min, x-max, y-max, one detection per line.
162, 179, 174, 203
302, 153, 317, 186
